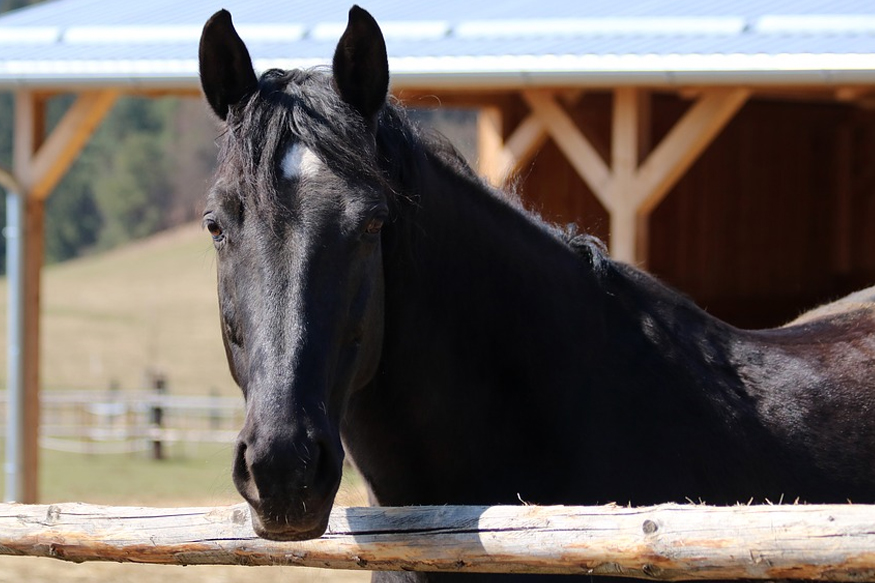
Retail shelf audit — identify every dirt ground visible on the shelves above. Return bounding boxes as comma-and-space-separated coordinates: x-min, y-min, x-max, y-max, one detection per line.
0, 557, 373, 583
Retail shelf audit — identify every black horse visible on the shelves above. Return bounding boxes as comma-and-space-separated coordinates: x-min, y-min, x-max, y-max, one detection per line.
199, 5, 875, 581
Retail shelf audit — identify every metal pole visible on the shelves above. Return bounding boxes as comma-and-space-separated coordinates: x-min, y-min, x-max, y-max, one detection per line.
1, 170, 26, 502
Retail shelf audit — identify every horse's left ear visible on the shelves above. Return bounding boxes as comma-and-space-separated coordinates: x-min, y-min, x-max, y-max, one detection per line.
199, 9, 258, 121
332, 5, 389, 125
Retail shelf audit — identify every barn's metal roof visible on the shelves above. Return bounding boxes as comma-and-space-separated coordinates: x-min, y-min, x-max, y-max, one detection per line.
1, 0, 874, 90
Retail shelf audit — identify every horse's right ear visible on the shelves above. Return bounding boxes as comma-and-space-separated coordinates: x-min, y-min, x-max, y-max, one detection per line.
199, 9, 258, 121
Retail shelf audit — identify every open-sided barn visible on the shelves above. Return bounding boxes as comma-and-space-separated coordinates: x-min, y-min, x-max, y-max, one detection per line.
1, 0, 874, 501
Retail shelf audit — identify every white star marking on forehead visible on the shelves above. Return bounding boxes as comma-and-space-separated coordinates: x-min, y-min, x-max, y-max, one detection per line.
281, 142, 322, 180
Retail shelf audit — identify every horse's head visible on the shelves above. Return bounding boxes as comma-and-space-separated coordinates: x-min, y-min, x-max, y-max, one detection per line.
199, 6, 390, 540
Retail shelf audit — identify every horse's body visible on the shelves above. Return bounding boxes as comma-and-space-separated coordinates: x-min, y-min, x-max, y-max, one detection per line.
198, 6, 875, 582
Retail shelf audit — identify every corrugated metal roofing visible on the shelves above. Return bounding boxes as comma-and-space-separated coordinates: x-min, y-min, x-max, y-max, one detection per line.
1, 0, 874, 90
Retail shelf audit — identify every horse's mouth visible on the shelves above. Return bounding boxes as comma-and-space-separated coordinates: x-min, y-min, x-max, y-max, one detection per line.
248, 504, 332, 541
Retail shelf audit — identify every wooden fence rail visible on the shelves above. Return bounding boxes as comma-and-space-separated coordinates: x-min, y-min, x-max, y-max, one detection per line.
1, 502, 875, 580
0, 390, 245, 455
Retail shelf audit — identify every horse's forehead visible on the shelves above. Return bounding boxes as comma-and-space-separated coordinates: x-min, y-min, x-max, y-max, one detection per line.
281, 142, 322, 181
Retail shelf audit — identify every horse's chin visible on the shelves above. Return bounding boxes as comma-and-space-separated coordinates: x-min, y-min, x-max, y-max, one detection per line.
249, 506, 331, 541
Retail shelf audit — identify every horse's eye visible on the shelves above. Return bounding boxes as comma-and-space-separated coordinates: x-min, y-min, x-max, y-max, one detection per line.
365, 217, 384, 235
205, 218, 224, 242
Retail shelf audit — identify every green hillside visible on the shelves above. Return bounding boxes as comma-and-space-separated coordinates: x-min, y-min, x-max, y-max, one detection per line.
0, 223, 237, 395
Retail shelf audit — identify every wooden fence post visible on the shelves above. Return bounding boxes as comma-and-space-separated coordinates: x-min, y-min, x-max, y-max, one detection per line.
149, 373, 167, 461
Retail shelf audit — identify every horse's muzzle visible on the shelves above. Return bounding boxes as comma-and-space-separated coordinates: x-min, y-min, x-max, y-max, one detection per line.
232, 427, 342, 541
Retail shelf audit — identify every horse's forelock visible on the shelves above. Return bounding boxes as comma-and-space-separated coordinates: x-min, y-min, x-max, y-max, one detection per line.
218, 67, 388, 212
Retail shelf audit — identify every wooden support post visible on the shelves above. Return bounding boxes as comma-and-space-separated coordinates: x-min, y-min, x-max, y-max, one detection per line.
21, 197, 44, 500
612, 88, 643, 179
609, 88, 650, 265
11, 90, 44, 504
6, 89, 119, 502
609, 208, 639, 270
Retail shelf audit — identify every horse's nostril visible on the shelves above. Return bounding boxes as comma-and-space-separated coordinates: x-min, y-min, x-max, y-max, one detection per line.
233, 441, 250, 480
234, 430, 341, 502
233, 439, 264, 506
311, 439, 337, 487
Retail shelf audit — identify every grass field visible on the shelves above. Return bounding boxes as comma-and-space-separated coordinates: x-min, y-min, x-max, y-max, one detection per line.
0, 222, 238, 395
37, 441, 242, 505
34, 441, 368, 508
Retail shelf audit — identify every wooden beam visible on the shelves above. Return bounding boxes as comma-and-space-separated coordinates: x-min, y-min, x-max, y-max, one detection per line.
479, 92, 583, 187
0, 168, 20, 193
632, 89, 749, 215
24, 89, 119, 201
501, 113, 549, 180
512, 88, 746, 267
479, 113, 550, 187
606, 89, 747, 265
477, 106, 505, 186
3, 502, 875, 581
522, 89, 613, 210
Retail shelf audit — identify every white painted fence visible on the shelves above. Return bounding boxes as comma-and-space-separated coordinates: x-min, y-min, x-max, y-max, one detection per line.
0, 390, 244, 454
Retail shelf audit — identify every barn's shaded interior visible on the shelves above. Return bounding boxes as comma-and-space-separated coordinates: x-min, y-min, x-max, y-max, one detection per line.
450, 91, 875, 329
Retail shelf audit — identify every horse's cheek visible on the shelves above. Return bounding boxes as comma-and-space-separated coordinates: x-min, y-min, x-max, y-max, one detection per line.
350, 261, 385, 391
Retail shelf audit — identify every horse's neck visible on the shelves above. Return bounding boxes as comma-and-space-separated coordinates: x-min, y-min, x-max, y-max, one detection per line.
350, 141, 758, 505
388, 155, 742, 389
386, 153, 599, 362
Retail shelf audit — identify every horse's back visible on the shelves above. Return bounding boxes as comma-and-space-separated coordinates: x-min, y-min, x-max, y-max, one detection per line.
785, 284, 875, 326
741, 284, 875, 500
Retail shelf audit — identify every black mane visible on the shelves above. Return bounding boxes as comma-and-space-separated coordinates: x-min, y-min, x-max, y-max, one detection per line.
220, 66, 616, 274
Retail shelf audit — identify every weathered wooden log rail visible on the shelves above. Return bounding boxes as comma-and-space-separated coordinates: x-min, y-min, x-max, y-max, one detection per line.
1, 502, 875, 581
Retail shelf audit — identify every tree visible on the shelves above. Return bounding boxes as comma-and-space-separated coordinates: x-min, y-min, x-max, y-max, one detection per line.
42, 95, 213, 262
0, 0, 45, 14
